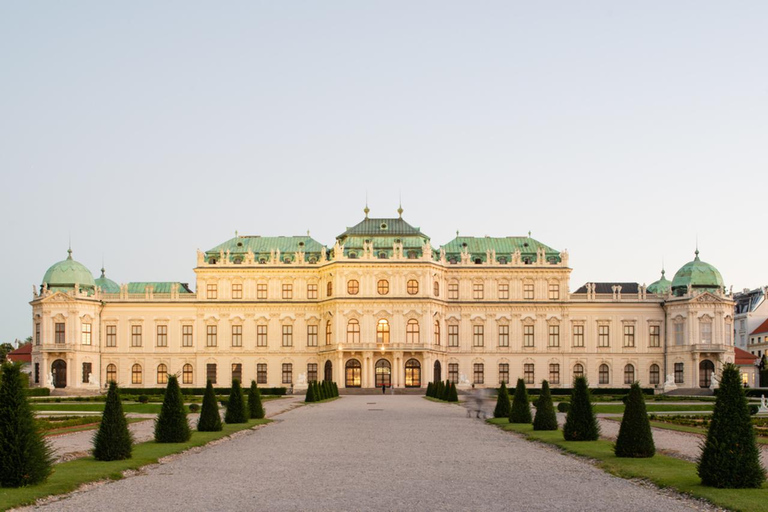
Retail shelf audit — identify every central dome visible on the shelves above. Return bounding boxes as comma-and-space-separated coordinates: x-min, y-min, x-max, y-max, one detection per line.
42, 249, 96, 292
671, 250, 724, 296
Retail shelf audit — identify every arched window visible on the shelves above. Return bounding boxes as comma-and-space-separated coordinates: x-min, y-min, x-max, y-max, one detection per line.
106, 363, 117, 383
132, 364, 142, 385
434, 321, 440, 346
573, 363, 584, 382
405, 359, 421, 387
407, 279, 419, 295
347, 319, 360, 343
377, 279, 389, 295
649, 364, 660, 385
327, 282, 332, 296
434, 281, 439, 297
376, 319, 390, 344
325, 321, 332, 345
182, 363, 193, 385
375, 359, 391, 387
345, 359, 361, 388
624, 364, 635, 385
157, 363, 168, 385
324, 360, 332, 382
599, 364, 610, 385
347, 280, 359, 295
406, 319, 420, 343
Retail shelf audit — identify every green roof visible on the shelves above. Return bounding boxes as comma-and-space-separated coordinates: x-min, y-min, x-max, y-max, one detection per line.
647, 269, 671, 294
671, 250, 724, 296
337, 218, 427, 239
42, 249, 96, 290
205, 236, 325, 263
95, 268, 120, 293
127, 282, 192, 294
440, 236, 560, 264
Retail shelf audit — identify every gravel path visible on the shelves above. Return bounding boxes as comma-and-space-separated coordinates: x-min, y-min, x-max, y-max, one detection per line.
27, 396, 709, 512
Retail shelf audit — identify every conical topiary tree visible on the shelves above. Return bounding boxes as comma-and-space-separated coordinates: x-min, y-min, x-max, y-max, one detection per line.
494, 381, 511, 418
510, 378, 532, 423
563, 376, 599, 441
248, 380, 265, 419
333, 381, 339, 397
197, 379, 222, 432
426, 382, 434, 398
93, 381, 133, 460
155, 375, 191, 443
0, 362, 54, 487
698, 363, 765, 488
533, 380, 558, 431
614, 382, 654, 457
225, 379, 248, 424
441, 380, 450, 400
305, 382, 316, 402
434, 381, 443, 400
448, 381, 459, 402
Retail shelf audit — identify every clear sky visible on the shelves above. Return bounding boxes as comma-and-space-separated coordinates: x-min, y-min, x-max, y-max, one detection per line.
1, 1, 766, 343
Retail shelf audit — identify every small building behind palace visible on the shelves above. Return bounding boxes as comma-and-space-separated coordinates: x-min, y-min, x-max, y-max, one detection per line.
29, 209, 736, 393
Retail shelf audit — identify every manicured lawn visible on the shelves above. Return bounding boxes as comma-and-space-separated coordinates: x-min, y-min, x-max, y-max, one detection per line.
591, 403, 714, 414
32, 403, 165, 414
44, 418, 149, 437
0, 418, 271, 510
488, 418, 768, 512
423, 396, 461, 405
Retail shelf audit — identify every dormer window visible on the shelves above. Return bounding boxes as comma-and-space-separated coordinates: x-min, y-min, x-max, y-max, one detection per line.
236, 242, 243, 247
407, 251, 417, 259
209, 258, 217, 264
474, 258, 482, 264
348, 252, 357, 259
233, 256, 242, 264
380, 223, 388, 230
259, 258, 267, 264
378, 252, 388, 259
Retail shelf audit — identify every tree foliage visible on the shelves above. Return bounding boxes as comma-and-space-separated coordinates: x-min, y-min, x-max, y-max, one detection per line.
563, 376, 599, 441
93, 381, 133, 460
509, 378, 532, 424
248, 380, 265, 419
197, 379, 222, 432
494, 382, 511, 418
224, 379, 248, 424
614, 382, 655, 457
533, 380, 558, 431
154, 375, 191, 443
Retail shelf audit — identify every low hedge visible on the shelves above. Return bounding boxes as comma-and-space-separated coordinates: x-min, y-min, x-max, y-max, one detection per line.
26, 388, 51, 397
117, 386, 288, 396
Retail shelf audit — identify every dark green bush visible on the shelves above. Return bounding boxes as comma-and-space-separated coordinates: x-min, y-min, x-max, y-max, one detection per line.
224, 379, 248, 424
426, 382, 434, 398
615, 382, 655, 458
448, 381, 459, 402
563, 376, 599, 441
749, 404, 759, 415
248, 380, 265, 419
557, 402, 570, 413
494, 382, 511, 418
154, 375, 191, 443
25, 387, 51, 397
509, 379, 532, 424
197, 380, 222, 432
188, 403, 200, 413
533, 380, 558, 431
93, 381, 133, 461
305, 381, 316, 403
137, 395, 149, 404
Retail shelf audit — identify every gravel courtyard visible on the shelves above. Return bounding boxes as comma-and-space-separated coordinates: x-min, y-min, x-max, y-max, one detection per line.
27, 396, 708, 512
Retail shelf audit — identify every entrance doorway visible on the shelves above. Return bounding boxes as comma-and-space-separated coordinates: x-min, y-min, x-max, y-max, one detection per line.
345, 359, 361, 388
405, 359, 421, 388
433, 361, 441, 383
699, 360, 715, 388
324, 360, 333, 382
375, 359, 391, 387
51, 359, 67, 388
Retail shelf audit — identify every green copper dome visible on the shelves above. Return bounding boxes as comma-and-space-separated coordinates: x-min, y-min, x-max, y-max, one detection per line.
671, 250, 724, 296
42, 249, 96, 292
95, 267, 120, 293
647, 269, 671, 295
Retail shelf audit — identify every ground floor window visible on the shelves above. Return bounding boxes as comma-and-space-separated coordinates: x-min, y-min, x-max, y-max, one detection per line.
82, 362, 92, 384
624, 364, 635, 385
35, 363, 40, 384
674, 363, 684, 384
345, 359, 361, 387
324, 361, 332, 382
307, 363, 318, 383
524, 363, 534, 384
157, 363, 168, 384
448, 363, 459, 384
598, 364, 609, 384
649, 364, 660, 385
498, 363, 509, 384
473, 363, 484, 385
573, 363, 584, 382
132, 364, 142, 385
549, 363, 560, 385
405, 359, 421, 387
282, 363, 293, 385
207, 363, 217, 384
257, 363, 267, 384
106, 364, 117, 383
183, 364, 193, 384
375, 359, 391, 387
232, 363, 242, 383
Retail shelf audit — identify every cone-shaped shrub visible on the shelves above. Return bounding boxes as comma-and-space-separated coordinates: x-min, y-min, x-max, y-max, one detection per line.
533, 380, 558, 431
426, 382, 434, 398
197, 380, 222, 432
442, 380, 450, 400
93, 381, 133, 460
448, 381, 459, 402
698, 363, 765, 488
248, 380, 265, 419
305, 382, 316, 402
563, 376, 599, 441
434, 381, 442, 400
614, 382, 654, 457
225, 379, 248, 424
325, 381, 332, 399
0, 362, 54, 486
154, 375, 191, 443
333, 381, 339, 397
314, 381, 322, 401
494, 382, 511, 418
509, 378, 532, 423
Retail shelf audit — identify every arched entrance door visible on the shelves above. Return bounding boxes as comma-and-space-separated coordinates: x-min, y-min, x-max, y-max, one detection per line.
324, 360, 333, 382
405, 359, 421, 388
345, 359, 361, 388
699, 360, 715, 388
434, 360, 441, 383
51, 359, 67, 388
375, 359, 391, 387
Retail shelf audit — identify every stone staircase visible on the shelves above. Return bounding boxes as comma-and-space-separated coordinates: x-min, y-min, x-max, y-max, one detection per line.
663, 388, 714, 396
338, 387, 426, 396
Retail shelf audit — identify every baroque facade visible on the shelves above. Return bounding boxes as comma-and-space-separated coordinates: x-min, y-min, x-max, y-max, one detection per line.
30, 210, 736, 392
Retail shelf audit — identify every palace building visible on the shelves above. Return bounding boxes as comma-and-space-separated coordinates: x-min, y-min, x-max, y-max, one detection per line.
29, 208, 736, 393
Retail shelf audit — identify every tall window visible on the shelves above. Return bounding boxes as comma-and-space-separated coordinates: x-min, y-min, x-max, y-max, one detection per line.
55, 322, 65, 343
327, 281, 332, 296
282, 325, 293, 347
674, 362, 684, 384
623, 325, 635, 348
472, 325, 484, 347
156, 325, 168, 347
282, 363, 293, 384
598, 364, 610, 384
35, 323, 40, 345
549, 363, 560, 384
674, 322, 684, 345
376, 319, 390, 344
282, 283, 293, 299
182, 325, 193, 347
257, 363, 267, 384
207, 363, 217, 384
35, 363, 39, 383
347, 319, 360, 343
307, 283, 318, 299
598, 325, 610, 347
498, 283, 509, 300
157, 363, 168, 384
434, 321, 440, 345
498, 324, 509, 347
232, 363, 242, 383
206, 325, 218, 347
307, 363, 318, 382
407, 279, 419, 295
406, 320, 420, 343
433, 281, 439, 296
624, 364, 635, 384
81, 323, 92, 345
131, 325, 142, 347
232, 283, 243, 299
106, 363, 117, 383
448, 325, 459, 347
473, 363, 484, 385
377, 280, 389, 295
345, 360, 362, 387
548, 283, 559, 300
257, 283, 267, 299
232, 325, 242, 347
347, 280, 359, 295
307, 325, 318, 347
82, 362, 92, 383
207, 283, 217, 299
132, 364, 142, 385
473, 283, 484, 299
524, 363, 535, 384
572, 324, 584, 347
257, 325, 268, 347
725, 323, 732, 345
573, 363, 584, 381
498, 363, 509, 384
448, 363, 459, 384
448, 282, 459, 299
548, 325, 560, 347
649, 364, 660, 385
523, 283, 534, 300
325, 321, 332, 345
182, 364, 193, 384
523, 325, 535, 347
701, 321, 712, 344
649, 325, 660, 348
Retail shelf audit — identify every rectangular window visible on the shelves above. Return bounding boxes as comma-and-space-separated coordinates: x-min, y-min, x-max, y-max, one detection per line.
307, 363, 318, 382
701, 322, 712, 344
623, 325, 635, 348
473, 363, 484, 385
307, 284, 318, 299
498, 363, 509, 384
232, 283, 243, 299
572, 324, 584, 347
34, 363, 40, 384
523, 283, 534, 300
207, 363, 217, 384
649, 325, 660, 348
448, 325, 459, 347
257, 325, 268, 347
524, 363, 535, 385
448, 282, 459, 299
598, 325, 610, 347
35, 323, 40, 345
154, 325, 166, 347
207, 283, 217, 299
473, 325, 484, 347
55, 322, 65, 344
674, 323, 684, 345
523, 325, 535, 347
282, 325, 293, 347
548, 325, 560, 347
131, 325, 142, 347
498, 325, 509, 347
81, 323, 92, 345
182, 325, 193, 347
105, 325, 117, 347
725, 325, 732, 346
232, 363, 242, 383
282, 284, 293, 299
472, 283, 484, 300
257, 283, 267, 300
82, 362, 92, 383
257, 363, 267, 384
549, 363, 560, 384
206, 325, 217, 347
232, 325, 242, 347
282, 363, 293, 384
307, 325, 318, 347
548, 283, 559, 300
674, 362, 684, 384
448, 363, 459, 384
498, 283, 509, 300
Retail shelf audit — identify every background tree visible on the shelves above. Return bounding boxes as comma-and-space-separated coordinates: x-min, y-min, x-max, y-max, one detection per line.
614, 382, 655, 457
197, 379, 222, 432
0, 362, 53, 486
93, 381, 133, 460
533, 380, 558, 431
154, 375, 191, 443
510, 378, 532, 423
248, 380, 265, 419
494, 382, 511, 418
225, 379, 248, 424
563, 376, 599, 441
0, 343, 14, 364
698, 363, 765, 488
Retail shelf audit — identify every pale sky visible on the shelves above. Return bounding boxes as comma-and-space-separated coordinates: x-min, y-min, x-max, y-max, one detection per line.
1, 1, 767, 343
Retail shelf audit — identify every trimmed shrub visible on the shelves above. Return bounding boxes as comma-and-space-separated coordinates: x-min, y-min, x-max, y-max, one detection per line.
494, 382, 511, 418
188, 403, 200, 413
563, 376, 599, 441
557, 402, 570, 413
426, 382, 434, 398
698, 363, 765, 488
93, 381, 133, 461
509, 379, 532, 424
25, 387, 51, 397
748, 404, 759, 415
434, 381, 443, 400
533, 380, 558, 431
137, 395, 149, 404
224, 379, 248, 424
154, 375, 192, 443
448, 381, 459, 402
0, 363, 54, 486
305, 382, 316, 403
615, 382, 655, 457
442, 380, 451, 401
248, 380, 265, 419
197, 380, 222, 432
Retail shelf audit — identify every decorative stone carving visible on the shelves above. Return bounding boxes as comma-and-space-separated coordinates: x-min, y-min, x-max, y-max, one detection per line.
663, 374, 677, 392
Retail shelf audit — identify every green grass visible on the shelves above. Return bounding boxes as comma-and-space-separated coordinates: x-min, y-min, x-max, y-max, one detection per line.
0, 418, 271, 510
32, 403, 165, 414
488, 418, 768, 512
423, 396, 461, 405
591, 404, 714, 414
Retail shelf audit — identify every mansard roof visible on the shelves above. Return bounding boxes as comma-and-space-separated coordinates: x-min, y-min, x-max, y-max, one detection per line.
126, 282, 193, 294
573, 282, 640, 294
441, 236, 560, 264
337, 218, 428, 240
205, 235, 326, 263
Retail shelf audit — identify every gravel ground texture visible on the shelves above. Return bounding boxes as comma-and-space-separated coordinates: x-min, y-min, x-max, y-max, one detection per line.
25, 396, 711, 512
